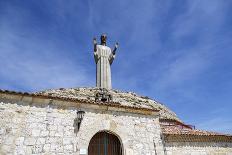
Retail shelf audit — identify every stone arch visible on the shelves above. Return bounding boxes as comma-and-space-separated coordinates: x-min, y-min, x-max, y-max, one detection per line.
88, 130, 123, 155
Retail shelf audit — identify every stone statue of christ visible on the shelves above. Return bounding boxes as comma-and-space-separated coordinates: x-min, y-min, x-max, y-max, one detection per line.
93, 34, 118, 89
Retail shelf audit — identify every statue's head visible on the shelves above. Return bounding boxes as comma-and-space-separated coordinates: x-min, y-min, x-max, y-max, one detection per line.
100, 34, 107, 45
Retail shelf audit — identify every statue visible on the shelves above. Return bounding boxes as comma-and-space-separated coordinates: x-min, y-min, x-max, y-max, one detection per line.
93, 34, 118, 90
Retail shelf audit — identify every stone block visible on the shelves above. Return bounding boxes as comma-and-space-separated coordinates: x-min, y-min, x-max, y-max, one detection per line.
48, 125, 57, 131
0, 128, 5, 135
24, 137, 36, 145
55, 131, 63, 137
64, 130, 74, 137
64, 144, 73, 152
25, 146, 33, 154
63, 137, 73, 145
50, 143, 63, 152
4, 136, 14, 144
125, 148, 134, 155
32, 129, 41, 137
40, 130, 49, 137
61, 119, 73, 126
15, 137, 25, 146
43, 144, 51, 152
32, 145, 43, 154
54, 118, 62, 125
15, 147, 25, 155
36, 138, 46, 145
28, 123, 39, 129
46, 137, 62, 144
1, 145, 13, 154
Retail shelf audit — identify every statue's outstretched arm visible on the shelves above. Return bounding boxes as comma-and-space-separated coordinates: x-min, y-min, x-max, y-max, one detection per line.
93, 37, 97, 52
109, 42, 118, 65
93, 37, 98, 63
112, 42, 118, 55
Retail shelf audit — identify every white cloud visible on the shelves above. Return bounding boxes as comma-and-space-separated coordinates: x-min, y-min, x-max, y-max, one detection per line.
0, 21, 92, 92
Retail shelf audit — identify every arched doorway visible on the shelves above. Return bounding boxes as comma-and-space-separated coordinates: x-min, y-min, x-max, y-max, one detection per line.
88, 131, 123, 155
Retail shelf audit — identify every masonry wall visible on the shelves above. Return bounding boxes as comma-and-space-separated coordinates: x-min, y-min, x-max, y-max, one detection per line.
0, 100, 164, 155
164, 142, 232, 155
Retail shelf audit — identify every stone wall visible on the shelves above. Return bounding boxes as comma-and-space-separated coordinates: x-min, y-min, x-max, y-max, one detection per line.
164, 142, 232, 155
0, 100, 164, 155
1, 94, 232, 155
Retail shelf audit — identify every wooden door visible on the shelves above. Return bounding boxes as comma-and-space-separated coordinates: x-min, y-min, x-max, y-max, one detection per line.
88, 132, 122, 155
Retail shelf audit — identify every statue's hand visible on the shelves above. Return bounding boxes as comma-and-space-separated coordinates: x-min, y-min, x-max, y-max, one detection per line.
93, 37, 97, 45
115, 42, 119, 49
112, 42, 118, 55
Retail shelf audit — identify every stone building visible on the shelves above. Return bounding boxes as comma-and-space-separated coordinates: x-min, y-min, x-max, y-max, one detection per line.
0, 88, 232, 155
0, 35, 232, 154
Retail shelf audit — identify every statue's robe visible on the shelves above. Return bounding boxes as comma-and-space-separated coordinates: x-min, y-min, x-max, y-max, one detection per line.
94, 45, 115, 89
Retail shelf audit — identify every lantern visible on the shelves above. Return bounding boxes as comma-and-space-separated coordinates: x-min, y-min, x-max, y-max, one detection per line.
77, 110, 85, 122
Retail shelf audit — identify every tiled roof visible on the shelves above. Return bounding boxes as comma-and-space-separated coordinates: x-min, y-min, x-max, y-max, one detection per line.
161, 124, 232, 142
162, 125, 229, 136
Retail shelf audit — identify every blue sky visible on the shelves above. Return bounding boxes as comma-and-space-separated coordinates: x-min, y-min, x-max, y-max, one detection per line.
0, 0, 232, 134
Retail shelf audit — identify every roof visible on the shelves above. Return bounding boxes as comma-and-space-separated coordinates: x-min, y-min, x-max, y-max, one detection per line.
0, 89, 157, 114
161, 123, 232, 142
162, 125, 227, 136
35, 87, 181, 121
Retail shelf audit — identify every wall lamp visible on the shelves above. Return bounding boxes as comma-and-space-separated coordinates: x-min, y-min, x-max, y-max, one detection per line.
76, 110, 85, 132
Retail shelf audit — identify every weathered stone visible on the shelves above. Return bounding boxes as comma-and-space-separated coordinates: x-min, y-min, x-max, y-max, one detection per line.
55, 132, 63, 137
32, 145, 43, 154
15, 146, 25, 155
47, 125, 57, 131
64, 130, 74, 137
46, 137, 62, 144
1, 145, 13, 154
35, 87, 181, 121
24, 137, 36, 145
49, 130, 56, 137
0, 128, 5, 135
25, 146, 33, 154
64, 144, 73, 152
15, 137, 25, 146
43, 143, 51, 152
63, 137, 73, 145
0, 92, 232, 155
32, 129, 41, 137
36, 137, 46, 144
40, 130, 49, 137
4, 136, 14, 144
50, 143, 63, 152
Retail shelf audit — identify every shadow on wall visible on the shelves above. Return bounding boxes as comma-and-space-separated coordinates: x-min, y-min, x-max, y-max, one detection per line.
73, 117, 79, 135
